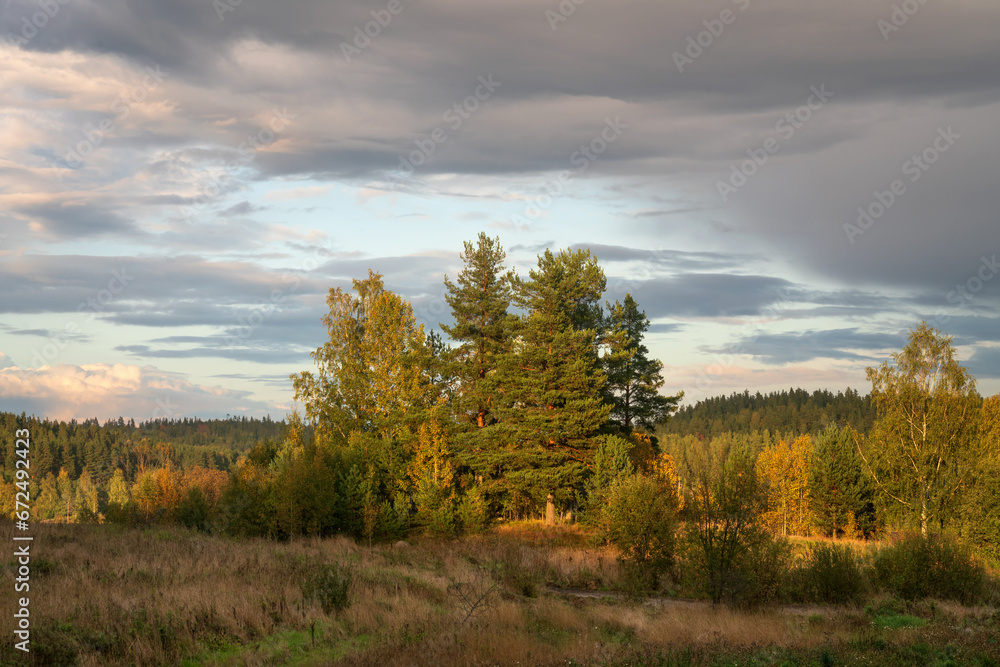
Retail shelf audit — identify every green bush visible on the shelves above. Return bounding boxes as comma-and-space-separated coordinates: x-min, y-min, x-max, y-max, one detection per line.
176, 487, 212, 532
683, 444, 769, 604
726, 535, 792, 608
872, 533, 985, 603
795, 542, 868, 604
456, 484, 490, 534
300, 562, 352, 614
602, 473, 678, 590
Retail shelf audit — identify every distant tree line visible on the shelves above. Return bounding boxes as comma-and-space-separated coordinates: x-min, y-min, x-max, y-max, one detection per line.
0, 414, 285, 525
660, 387, 875, 439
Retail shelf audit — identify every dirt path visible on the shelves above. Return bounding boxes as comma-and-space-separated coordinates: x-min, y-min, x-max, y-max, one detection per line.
544, 587, 836, 616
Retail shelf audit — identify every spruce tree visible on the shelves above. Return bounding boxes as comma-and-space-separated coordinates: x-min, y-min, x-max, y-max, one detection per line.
809, 427, 876, 537
602, 294, 681, 432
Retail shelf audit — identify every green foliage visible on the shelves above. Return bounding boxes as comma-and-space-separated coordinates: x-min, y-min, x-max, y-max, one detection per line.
455, 484, 490, 534
681, 442, 769, 604
726, 535, 792, 609
409, 420, 457, 535
176, 486, 212, 532
794, 543, 869, 604
441, 233, 514, 432
602, 294, 682, 432
662, 387, 874, 439
872, 533, 986, 603
299, 562, 352, 614
601, 473, 678, 589
809, 427, 877, 538
490, 247, 612, 515
960, 395, 1000, 563
214, 463, 277, 538
862, 322, 981, 535
273, 442, 339, 538
584, 434, 634, 521
291, 270, 436, 446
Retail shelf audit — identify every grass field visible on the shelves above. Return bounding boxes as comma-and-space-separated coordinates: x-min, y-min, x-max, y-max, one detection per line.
3, 521, 999, 666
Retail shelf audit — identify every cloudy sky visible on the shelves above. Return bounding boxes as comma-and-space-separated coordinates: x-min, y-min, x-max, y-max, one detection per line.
1, 0, 998, 422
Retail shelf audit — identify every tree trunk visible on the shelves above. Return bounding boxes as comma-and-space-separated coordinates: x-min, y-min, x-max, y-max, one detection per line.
920, 487, 928, 537
546, 494, 556, 526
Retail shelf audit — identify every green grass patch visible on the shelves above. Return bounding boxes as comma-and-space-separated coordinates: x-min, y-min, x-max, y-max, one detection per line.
873, 613, 927, 629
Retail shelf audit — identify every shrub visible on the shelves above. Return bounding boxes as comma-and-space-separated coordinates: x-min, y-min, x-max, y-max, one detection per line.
726, 535, 792, 608
176, 486, 211, 532
795, 542, 868, 604
584, 435, 635, 523
683, 444, 768, 604
602, 473, 678, 590
456, 484, 490, 534
872, 533, 986, 603
300, 562, 352, 614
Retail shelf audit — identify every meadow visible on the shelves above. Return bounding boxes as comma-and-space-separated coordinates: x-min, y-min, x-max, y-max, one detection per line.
3, 521, 999, 666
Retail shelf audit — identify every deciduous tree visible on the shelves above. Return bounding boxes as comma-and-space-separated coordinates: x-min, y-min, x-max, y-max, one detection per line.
292, 270, 435, 445
756, 435, 812, 536
859, 322, 981, 535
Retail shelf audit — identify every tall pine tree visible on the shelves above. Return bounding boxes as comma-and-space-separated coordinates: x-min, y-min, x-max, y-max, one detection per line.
492, 248, 611, 522
441, 234, 515, 430
602, 294, 681, 432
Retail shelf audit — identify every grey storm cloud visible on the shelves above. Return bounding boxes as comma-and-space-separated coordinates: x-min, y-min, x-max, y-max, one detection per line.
0, 254, 332, 314
715, 328, 904, 365
2, 0, 999, 417
572, 244, 753, 273
626, 274, 795, 319
6, 0, 998, 292
966, 347, 1000, 379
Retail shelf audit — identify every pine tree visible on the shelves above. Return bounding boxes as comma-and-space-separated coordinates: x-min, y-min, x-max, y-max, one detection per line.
602, 294, 681, 432
491, 248, 612, 521
441, 233, 515, 430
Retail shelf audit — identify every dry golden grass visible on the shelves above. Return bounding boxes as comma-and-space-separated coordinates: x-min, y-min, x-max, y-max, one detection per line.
2, 521, 997, 666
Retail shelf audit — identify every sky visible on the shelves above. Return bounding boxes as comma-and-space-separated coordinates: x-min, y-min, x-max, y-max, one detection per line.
0, 0, 998, 422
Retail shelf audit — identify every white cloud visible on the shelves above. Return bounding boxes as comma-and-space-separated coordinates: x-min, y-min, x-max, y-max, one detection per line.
0, 363, 275, 421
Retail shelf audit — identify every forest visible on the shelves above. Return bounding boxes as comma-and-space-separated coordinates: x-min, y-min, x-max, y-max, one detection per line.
3, 235, 999, 562
5, 235, 1000, 664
